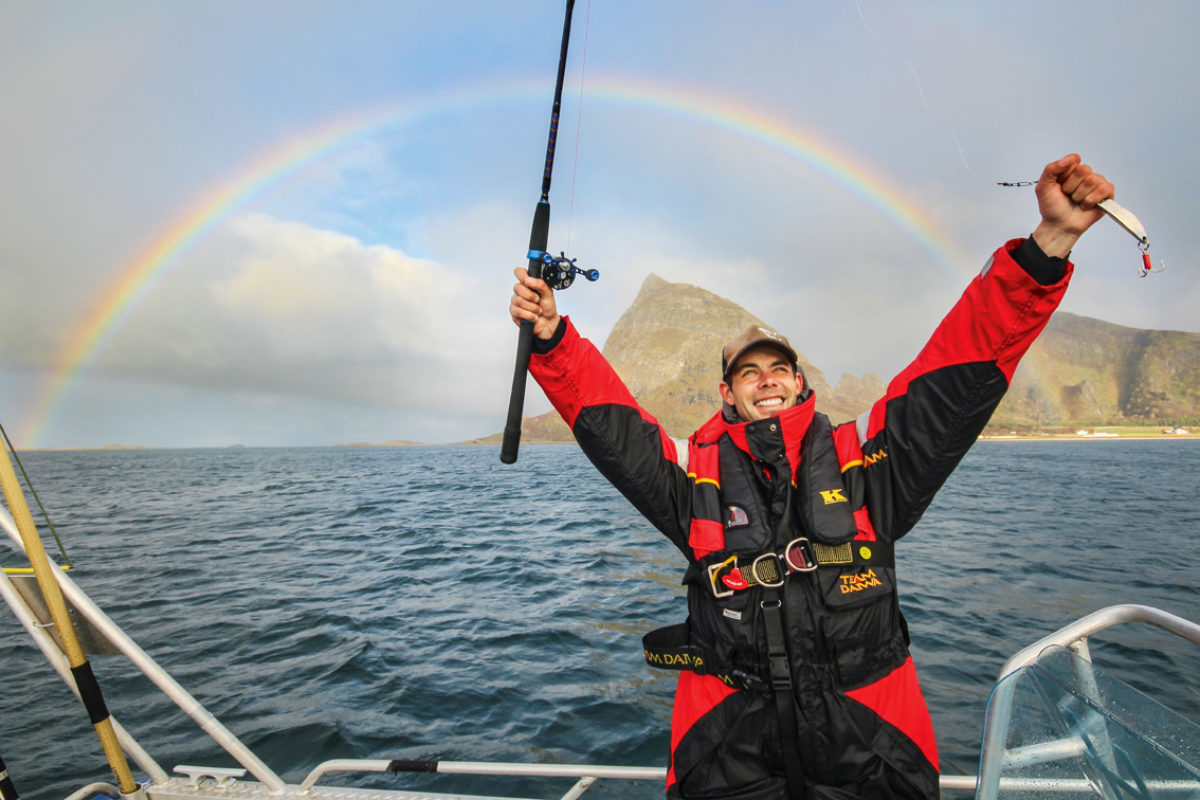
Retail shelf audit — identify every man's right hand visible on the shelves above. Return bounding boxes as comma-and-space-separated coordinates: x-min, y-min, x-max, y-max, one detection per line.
510, 267, 561, 340
1031, 153, 1115, 258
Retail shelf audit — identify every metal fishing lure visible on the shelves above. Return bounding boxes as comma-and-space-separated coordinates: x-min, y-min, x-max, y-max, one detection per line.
997, 181, 1164, 276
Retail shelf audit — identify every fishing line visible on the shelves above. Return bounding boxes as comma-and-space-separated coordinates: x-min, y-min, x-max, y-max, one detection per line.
565, 0, 591, 254
857, 5, 1164, 277
854, 2, 972, 172
0, 421, 71, 568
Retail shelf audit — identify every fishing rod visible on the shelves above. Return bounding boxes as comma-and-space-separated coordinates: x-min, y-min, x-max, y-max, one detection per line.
0, 749, 20, 800
501, 0, 598, 464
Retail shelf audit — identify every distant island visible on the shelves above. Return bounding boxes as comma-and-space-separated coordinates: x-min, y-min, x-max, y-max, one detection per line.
334, 440, 429, 447
20, 443, 153, 451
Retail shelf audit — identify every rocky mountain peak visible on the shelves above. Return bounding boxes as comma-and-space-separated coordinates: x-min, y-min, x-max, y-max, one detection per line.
496, 277, 1199, 444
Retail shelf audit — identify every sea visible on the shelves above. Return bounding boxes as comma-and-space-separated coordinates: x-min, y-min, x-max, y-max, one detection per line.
1, 440, 1198, 799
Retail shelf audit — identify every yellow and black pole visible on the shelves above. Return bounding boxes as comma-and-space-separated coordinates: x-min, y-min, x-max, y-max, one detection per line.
0, 447, 139, 796
0, 748, 20, 800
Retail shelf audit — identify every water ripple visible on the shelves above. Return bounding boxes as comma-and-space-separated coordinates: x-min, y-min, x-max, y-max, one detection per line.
2, 441, 1198, 798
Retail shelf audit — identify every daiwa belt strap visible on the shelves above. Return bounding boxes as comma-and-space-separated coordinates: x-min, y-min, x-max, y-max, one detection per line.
641, 622, 761, 690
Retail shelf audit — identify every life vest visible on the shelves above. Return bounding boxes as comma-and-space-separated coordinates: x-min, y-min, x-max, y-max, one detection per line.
644, 395, 909, 692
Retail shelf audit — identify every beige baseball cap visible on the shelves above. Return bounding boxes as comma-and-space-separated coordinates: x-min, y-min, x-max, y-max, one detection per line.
721, 325, 799, 381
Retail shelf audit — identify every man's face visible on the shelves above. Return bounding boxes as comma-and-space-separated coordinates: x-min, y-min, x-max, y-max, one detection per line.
719, 346, 803, 422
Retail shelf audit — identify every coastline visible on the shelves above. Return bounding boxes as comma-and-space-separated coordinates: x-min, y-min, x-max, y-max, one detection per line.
979, 438, 1195, 443
979, 429, 1198, 442
16, 429, 1198, 451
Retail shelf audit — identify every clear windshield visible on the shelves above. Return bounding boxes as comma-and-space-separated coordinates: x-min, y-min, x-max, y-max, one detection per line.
976, 645, 1200, 799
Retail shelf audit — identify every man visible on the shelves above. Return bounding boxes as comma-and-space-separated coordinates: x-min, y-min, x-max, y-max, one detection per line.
509, 154, 1114, 800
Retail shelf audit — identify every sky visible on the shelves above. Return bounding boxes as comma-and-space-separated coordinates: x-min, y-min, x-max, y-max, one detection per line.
1, 1, 1197, 449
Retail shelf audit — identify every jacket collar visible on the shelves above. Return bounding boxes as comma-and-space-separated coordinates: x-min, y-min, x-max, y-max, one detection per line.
694, 392, 817, 471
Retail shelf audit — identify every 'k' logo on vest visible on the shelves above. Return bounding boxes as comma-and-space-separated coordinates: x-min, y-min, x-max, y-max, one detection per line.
819, 488, 848, 505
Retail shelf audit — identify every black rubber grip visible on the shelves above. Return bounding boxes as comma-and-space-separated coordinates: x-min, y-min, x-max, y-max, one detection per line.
387, 759, 438, 773
70, 661, 110, 726
501, 200, 552, 464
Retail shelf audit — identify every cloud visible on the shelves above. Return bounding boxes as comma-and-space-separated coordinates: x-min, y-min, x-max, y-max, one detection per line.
213, 215, 451, 356
93, 214, 503, 418
4, 1, 1198, 448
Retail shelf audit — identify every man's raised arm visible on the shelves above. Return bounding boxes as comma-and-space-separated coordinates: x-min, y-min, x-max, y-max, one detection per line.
855, 153, 1114, 539
509, 268, 695, 555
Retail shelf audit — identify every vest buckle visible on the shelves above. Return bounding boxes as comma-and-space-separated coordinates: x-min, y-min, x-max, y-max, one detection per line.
706, 554, 739, 598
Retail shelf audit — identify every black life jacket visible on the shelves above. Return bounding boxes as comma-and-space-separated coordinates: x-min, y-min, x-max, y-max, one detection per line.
645, 395, 910, 691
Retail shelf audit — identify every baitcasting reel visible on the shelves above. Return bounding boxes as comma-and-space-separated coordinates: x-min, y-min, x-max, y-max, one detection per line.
538, 251, 599, 290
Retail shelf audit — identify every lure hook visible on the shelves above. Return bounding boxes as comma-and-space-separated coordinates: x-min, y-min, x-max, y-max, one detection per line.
1136, 238, 1165, 278
1097, 198, 1165, 277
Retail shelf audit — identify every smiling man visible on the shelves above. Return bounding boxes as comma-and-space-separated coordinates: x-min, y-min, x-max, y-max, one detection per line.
509, 154, 1114, 800
719, 329, 805, 422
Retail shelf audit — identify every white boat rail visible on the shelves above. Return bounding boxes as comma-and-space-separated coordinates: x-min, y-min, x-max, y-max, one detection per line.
299, 760, 668, 799
997, 604, 1200, 677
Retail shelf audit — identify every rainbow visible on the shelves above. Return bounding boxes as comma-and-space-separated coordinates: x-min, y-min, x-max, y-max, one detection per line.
20, 75, 970, 447
590, 76, 969, 270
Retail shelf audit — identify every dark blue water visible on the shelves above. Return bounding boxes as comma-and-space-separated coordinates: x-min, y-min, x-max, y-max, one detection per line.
1, 441, 1198, 799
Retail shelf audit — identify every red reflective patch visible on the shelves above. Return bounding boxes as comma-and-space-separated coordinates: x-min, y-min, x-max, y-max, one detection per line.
844, 656, 939, 771
668, 672, 739, 790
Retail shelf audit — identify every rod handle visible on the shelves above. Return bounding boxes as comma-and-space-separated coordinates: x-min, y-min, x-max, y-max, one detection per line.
501, 201, 551, 463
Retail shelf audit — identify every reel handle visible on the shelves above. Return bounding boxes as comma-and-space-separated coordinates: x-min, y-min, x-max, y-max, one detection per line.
535, 251, 599, 290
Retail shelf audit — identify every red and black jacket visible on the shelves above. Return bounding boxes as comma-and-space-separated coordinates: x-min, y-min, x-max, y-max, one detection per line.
528, 238, 1072, 796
